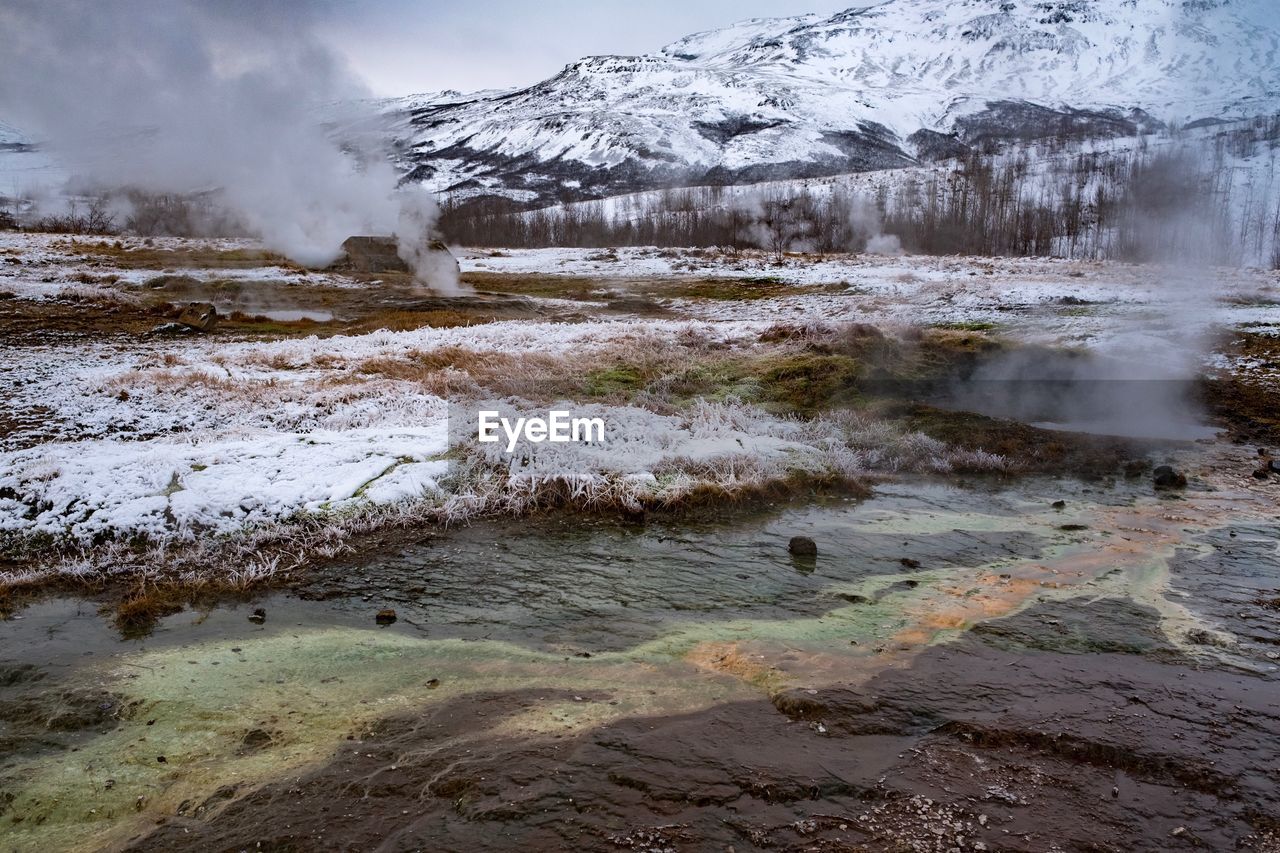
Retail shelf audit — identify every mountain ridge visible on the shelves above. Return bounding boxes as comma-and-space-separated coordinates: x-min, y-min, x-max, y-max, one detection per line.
378, 0, 1278, 206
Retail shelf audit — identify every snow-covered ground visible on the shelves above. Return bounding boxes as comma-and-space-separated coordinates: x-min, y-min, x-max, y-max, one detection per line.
463, 246, 1280, 351
1, 234, 1276, 581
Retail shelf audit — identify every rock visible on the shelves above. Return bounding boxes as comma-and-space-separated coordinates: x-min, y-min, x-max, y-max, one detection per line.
426, 678, 441, 689
338, 236, 410, 273
177, 302, 218, 332
788, 536, 817, 556
1253, 467, 1272, 480
376, 608, 398, 625
247, 608, 266, 625
336, 236, 461, 279
1152, 465, 1187, 490
1059, 524, 1088, 532
1051, 500, 1066, 509
899, 557, 922, 569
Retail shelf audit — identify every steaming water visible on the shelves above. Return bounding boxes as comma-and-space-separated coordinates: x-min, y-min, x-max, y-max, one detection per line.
3, 473, 1264, 850
1029, 419, 1221, 441
216, 307, 334, 323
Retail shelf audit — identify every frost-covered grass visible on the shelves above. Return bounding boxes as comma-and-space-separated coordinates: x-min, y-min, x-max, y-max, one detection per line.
5, 233, 1272, 592
0, 305, 1017, 590
0, 400, 1005, 595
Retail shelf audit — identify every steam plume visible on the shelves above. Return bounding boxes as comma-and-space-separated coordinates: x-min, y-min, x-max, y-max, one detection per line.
0, 0, 451, 287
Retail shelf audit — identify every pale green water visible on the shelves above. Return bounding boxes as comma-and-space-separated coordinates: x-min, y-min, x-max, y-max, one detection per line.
0, 477, 1253, 851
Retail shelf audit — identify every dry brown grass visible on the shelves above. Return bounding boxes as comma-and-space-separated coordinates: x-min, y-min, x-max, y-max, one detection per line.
60, 238, 297, 271
346, 309, 493, 334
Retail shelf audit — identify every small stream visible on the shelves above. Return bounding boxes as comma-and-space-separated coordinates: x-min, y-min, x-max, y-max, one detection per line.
1, 469, 1277, 851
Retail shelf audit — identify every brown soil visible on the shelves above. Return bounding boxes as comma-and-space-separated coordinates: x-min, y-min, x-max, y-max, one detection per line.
0, 283, 556, 345
1204, 332, 1280, 444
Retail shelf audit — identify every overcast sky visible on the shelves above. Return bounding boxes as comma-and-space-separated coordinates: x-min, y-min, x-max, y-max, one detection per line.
319, 1, 849, 96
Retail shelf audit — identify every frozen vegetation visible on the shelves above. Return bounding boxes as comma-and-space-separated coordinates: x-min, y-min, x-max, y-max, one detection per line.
0, 230, 1276, 590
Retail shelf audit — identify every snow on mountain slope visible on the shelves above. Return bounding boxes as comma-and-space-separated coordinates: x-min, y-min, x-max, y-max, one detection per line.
387, 0, 1279, 205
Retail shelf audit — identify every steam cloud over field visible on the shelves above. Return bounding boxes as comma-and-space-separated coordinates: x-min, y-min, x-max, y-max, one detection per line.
0, 0, 446, 279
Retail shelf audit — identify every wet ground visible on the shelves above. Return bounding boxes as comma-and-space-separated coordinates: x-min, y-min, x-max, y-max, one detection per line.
2, 453, 1278, 852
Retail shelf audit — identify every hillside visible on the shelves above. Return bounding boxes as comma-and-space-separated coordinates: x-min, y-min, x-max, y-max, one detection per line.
381, 0, 1279, 206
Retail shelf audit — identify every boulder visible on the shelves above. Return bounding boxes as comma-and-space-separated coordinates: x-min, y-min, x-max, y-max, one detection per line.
177, 302, 217, 332
339, 236, 410, 273
1152, 465, 1187, 490
336, 235, 461, 281
788, 536, 818, 556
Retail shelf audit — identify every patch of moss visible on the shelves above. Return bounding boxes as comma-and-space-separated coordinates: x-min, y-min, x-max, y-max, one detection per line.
756, 353, 862, 414
585, 365, 649, 397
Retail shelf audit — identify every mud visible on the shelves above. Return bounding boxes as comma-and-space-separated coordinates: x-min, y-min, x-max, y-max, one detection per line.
123, 598, 1280, 852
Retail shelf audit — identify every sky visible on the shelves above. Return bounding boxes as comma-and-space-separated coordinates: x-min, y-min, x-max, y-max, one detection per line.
319, 0, 850, 96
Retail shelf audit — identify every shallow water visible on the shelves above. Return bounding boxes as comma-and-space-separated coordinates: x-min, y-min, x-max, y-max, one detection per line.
2, 472, 1278, 850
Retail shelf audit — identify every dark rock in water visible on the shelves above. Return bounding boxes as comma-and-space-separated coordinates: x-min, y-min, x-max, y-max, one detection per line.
1052, 500, 1067, 510
426, 678, 441, 689
1253, 467, 1272, 480
247, 608, 266, 625
177, 301, 218, 332
376, 608, 398, 625
1153, 465, 1187, 490
788, 536, 817, 556
899, 557, 922, 569
1059, 524, 1089, 532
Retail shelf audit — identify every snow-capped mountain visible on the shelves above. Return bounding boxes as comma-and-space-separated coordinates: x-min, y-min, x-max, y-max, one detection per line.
384, 0, 1279, 206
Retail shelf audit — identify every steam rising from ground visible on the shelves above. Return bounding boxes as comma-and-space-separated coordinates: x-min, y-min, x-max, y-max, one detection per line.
0, 0, 450, 287
948, 155, 1224, 441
